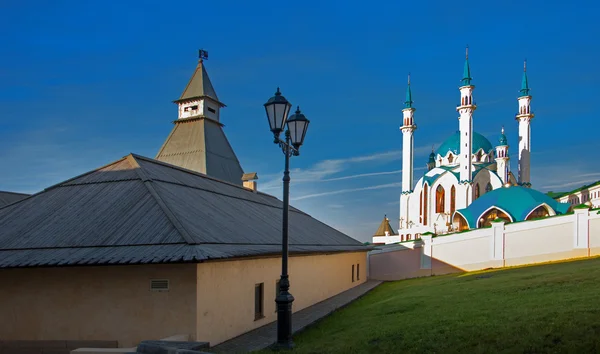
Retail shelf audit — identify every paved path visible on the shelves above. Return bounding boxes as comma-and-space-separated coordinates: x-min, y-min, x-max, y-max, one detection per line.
211, 280, 382, 353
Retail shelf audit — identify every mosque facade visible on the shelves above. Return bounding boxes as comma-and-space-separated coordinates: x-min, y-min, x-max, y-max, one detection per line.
381, 49, 546, 243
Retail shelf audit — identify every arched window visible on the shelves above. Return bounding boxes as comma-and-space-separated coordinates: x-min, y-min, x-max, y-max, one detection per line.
485, 183, 493, 193
526, 205, 551, 220
423, 184, 429, 226
474, 183, 480, 200
450, 185, 456, 214
448, 153, 454, 164
453, 213, 469, 231
419, 191, 423, 223
436, 185, 445, 213
478, 208, 511, 228
477, 151, 483, 162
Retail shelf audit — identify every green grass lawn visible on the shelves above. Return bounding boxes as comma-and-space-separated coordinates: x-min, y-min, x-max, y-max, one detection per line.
269, 257, 600, 353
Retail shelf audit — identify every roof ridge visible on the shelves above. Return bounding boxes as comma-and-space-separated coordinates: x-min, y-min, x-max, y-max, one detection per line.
179, 63, 203, 101
54, 178, 140, 187
146, 175, 310, 216
0, 157, 135, 211
203, 118, 245, 170
0, 242, 188, 252
43, 156, 133, 192
127, 155, 199, 245
133, 153, 276, 200
0, 191, 30, 196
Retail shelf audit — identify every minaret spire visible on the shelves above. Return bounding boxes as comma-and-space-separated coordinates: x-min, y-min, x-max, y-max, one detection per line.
516, 59, 534, 187
461, 46, 472, 86
519, 59, 530, 97
404, 73, 413, 108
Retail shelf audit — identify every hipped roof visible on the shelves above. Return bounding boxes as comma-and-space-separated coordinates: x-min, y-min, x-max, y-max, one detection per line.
374, 216, 397, 236
0, 155, 369, 269
155, 117, 244, 186
175, 60, 224, 106
0, 191, 30, 208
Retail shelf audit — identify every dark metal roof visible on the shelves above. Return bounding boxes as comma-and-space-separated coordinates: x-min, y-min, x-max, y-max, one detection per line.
0, 191, 30, 208
0, 154, 370, 268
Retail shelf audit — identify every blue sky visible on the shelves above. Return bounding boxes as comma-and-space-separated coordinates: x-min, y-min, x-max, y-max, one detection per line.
1, 0, 599, 242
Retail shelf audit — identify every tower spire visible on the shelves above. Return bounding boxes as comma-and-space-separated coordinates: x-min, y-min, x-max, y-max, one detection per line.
519, 59, 530, 97
461, 46, 472, 86
404, 73, 413, 108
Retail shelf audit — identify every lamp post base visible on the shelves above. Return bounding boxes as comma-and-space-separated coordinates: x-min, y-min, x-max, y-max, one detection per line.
274, 290, 295, 349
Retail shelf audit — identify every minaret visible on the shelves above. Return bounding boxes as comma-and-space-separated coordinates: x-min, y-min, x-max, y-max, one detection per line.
401, 74, 417, 193
456, 47, 477, 184
495, 127, 510, 185
427, 148, 436, 171
400, 74, 416, 231
516, 60, 534, 187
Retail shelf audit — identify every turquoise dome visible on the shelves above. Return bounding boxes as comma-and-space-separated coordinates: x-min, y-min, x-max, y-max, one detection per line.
437, 131, 493, 156
498, 133, 508, 146
455, 186, 571, 229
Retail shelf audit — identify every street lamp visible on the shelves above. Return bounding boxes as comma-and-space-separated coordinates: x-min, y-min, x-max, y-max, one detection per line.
264, 87, 310, 349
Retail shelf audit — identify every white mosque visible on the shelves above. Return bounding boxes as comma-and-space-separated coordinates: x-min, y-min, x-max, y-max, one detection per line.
390, 49, 540, 242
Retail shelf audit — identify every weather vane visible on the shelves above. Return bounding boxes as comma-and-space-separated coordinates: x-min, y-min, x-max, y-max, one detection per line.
198, 49, 209, 62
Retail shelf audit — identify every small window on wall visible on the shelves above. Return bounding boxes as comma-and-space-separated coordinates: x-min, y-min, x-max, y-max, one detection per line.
255, 283, 264, 320
357, 264, 360, 281
207, 107, 216, 114
352, 264, 355, 282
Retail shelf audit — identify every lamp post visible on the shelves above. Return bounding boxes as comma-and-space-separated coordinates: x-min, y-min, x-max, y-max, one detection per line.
264, 88, 310, 349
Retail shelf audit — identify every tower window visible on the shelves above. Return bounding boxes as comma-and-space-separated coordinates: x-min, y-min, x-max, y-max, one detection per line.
208, 107, 216, 114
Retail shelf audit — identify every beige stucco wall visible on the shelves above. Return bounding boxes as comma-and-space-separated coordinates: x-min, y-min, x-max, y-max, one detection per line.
0, 264, 197, 348
195, 251, 367, 346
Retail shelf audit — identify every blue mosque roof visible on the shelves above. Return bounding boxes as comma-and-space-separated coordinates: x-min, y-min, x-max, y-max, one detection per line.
455, 186, 571, 228
498, 132, 508, 146
437, 131, 494, 156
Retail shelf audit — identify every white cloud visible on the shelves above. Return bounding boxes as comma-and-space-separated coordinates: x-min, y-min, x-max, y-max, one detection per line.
540, 174, 600, 191
259, 146, 430, 191
291, 182, 402, 201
